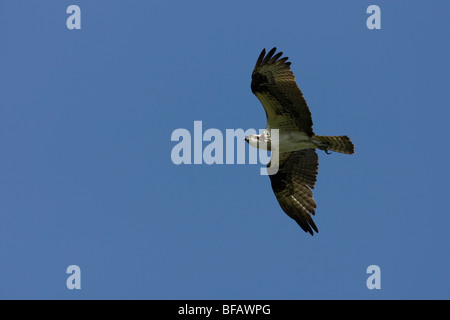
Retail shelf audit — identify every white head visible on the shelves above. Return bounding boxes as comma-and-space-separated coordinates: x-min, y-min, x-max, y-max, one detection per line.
244, 134, 270, 150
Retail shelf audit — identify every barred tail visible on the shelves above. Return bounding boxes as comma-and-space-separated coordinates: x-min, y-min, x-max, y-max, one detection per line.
312, 135, 355, 154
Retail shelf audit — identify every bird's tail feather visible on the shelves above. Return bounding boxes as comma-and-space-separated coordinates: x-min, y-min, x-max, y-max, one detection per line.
312, 135, 355, 154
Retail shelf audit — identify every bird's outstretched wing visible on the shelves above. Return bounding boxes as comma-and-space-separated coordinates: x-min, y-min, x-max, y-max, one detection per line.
269, 149, 319, 235
251, 47, 314, 135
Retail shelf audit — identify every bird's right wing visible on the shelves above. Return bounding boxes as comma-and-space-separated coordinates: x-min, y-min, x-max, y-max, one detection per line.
251, 47, 314, 135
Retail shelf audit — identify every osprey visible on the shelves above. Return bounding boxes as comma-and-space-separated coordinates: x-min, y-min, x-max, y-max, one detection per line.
245, 47, 355, 235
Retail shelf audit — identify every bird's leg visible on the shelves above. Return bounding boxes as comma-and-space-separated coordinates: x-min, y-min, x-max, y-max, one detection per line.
317, 141, 332, 155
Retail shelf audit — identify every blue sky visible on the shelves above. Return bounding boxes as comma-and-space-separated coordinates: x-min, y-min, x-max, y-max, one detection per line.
1, 1, 449, 299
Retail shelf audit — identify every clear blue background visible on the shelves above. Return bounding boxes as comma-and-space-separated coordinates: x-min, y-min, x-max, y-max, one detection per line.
1, 0, 449, 299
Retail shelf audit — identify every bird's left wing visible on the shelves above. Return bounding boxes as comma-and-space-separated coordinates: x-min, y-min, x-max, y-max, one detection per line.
268, 149, 319, 235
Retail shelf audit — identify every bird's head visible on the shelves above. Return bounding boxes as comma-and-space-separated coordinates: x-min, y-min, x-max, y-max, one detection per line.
244, 134, 261, 149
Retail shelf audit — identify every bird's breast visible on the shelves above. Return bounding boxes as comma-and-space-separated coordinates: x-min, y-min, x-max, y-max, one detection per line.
275, 131, 315, 153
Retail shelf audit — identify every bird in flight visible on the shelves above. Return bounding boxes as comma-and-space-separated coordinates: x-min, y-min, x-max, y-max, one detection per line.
244, 47, 355, 235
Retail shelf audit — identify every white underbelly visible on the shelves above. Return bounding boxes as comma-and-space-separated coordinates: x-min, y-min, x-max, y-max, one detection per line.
275, 131, 315, 153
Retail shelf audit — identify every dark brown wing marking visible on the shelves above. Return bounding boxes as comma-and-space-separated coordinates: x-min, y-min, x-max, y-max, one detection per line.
251, 47, 314, 135
269, 149, 319, 235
